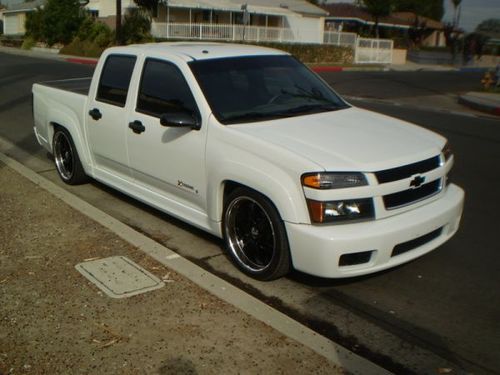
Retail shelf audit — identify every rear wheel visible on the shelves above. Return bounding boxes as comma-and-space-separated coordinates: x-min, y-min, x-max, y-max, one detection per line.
223, 187, 291, 281
53, 128, 88, 185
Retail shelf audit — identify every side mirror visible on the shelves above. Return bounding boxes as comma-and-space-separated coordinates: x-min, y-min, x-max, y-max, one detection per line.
160, 112, 200, 130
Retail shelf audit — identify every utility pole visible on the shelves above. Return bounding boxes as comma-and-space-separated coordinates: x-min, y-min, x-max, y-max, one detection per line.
116, 0, 122, 45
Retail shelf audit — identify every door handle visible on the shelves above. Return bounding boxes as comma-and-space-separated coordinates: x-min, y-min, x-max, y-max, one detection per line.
129, 120, 145, 134
89, 108, 102, 121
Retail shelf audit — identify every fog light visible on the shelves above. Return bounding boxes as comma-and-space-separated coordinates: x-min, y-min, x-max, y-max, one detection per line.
307, 198, 374, 224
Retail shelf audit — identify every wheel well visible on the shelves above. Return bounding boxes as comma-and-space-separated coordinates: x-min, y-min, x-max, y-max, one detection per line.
222, 180, 283, 220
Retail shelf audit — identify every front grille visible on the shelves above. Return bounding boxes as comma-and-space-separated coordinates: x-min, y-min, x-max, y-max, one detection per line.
383, 179, 441, 209
392, 227, 443, 257
375, 156, 440, 184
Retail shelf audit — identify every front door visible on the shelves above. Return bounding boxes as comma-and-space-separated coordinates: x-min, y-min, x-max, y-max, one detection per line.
126, 57, 208, 218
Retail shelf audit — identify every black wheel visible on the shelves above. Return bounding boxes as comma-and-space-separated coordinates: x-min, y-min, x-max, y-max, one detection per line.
223, 187, 291, 281
53, 127, 88, 185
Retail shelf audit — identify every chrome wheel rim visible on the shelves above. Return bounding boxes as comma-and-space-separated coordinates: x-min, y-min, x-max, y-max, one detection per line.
225, 196, 276, 272
54, 132, 74, 181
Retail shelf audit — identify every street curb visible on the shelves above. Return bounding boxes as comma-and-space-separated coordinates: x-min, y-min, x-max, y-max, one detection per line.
311, 66, 344, 72
458, 94, 500, 117
0, 146, 389, 375
65, 57, 98, 65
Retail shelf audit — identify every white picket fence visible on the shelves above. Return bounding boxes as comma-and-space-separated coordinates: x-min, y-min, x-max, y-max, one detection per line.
323, 31, 358, 48
151, 23, 394, 64
151, 23, 295, 43
354, 38, 394, 64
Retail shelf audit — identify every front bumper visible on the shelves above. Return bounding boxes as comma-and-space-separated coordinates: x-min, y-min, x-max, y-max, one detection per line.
285, 183, 464, 278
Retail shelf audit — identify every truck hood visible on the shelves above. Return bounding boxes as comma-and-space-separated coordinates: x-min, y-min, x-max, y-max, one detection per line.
232, 107, 445, 172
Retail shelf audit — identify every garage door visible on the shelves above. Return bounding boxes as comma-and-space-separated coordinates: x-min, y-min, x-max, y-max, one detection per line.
4, 14, 20, 35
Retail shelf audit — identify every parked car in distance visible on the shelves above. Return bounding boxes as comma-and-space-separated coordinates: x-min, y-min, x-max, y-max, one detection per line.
32, 43, 464, 280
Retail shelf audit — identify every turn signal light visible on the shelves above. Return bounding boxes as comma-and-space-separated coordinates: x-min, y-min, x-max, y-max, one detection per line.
302, 172, 367, 189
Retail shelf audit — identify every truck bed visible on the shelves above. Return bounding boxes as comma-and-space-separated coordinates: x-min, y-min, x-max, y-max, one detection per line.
39, 77, 92, 96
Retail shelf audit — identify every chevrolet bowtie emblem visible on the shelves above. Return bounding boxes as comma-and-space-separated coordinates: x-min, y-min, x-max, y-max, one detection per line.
410, 175, 426, 188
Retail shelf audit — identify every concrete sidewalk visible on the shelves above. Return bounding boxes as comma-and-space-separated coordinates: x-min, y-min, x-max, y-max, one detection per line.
458, 91, 500, 116
0, 152, 388, 374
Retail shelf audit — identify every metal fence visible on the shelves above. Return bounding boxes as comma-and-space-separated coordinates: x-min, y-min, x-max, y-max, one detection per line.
355, 38, 394, 64
151, 23, 295, 43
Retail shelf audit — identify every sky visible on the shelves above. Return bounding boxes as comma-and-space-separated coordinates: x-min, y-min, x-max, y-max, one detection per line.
1, 0, 499, 32
327, 0, 500, 32
442, 0, 500, 31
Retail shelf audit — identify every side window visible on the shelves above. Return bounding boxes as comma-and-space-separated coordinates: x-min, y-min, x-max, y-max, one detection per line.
137, 59, 199, 119
96, 55, 136, 107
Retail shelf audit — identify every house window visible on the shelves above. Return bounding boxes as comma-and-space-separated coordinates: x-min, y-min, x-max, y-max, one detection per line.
87, 9, 99, 19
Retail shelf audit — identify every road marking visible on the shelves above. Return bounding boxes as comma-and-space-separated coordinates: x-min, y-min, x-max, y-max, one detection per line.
0, 147, 389, 375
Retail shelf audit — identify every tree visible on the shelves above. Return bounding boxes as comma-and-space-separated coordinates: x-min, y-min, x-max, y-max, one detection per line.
116, 0, 122, 44
26, 0, 84, 45
393, 0, 444, 21
476, 18, 500, 34
134, 0, 159, 17
451, 0, 461, 28
362, 0, 393, 38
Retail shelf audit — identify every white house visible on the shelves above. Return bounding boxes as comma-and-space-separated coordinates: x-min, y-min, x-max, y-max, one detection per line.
87, 0, 327, 44
2, 0, 44, 35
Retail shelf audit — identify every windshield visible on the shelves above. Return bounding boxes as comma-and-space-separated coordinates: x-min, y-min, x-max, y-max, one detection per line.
189, 55, 349, 125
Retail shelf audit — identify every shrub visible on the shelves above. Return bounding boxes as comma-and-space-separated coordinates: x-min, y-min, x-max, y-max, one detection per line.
21, 36, 36, 50
121, 9, 153, 44
252, 42, 354, 64
60, 37, 106, 58
60, 18, 113, 57
25, 7, 44, 41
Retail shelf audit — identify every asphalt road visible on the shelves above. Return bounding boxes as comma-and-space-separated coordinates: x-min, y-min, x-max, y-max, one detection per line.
0, 51, 499, 374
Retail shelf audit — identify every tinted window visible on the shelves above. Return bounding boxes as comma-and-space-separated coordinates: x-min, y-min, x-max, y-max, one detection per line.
96, 55, 136, 107
137, 59, 199, 119
189, 55, 348, 125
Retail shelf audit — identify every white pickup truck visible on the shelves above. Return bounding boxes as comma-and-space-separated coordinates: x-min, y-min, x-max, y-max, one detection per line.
33, 43, 464, 280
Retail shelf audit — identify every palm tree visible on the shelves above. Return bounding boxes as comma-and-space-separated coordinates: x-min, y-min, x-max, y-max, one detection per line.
452, 0, 462, 28
362, 0, 393, 38
116, 0, 122, 44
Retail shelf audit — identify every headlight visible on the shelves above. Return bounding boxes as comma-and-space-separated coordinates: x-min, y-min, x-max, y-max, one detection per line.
442, 141, 453, 162
302, 172, 367, 189
306, 198, 374, 224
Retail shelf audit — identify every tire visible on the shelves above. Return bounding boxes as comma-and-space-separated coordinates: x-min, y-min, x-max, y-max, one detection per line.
223, 187, 291, 281
53, 127, 88, 185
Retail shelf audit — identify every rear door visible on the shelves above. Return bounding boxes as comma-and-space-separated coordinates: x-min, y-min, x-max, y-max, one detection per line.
126, 57, 208, 215
87, 54, 137, 180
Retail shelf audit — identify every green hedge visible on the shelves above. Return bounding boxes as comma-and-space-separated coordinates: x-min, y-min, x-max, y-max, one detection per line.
249, 42, 353, 64
153, 39, 354, 64
0, 35, 24, 48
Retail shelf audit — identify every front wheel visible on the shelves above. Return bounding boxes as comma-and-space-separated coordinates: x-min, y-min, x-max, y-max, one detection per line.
223, 188, 291, 281
53, 128, 88, 185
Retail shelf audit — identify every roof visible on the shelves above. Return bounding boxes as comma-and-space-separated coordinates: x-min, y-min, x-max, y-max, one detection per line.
321, 3, 444, 30
108, 42, 288, 61
3, 0, 45, 14
168, 0, 327, 17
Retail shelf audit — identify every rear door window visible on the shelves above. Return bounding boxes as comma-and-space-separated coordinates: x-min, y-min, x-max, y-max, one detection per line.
96, 54, 136, 107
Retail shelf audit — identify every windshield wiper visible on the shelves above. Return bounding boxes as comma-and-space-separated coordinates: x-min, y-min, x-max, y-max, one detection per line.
222, 111, 287, 124
281, 103, 347, 116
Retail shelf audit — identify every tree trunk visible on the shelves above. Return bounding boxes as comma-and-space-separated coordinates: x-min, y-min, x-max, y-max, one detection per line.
116, 0, 122, 45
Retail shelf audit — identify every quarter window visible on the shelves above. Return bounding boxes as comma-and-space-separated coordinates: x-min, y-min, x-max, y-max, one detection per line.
137, 59, 199, 119
96, 55, 136, 107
